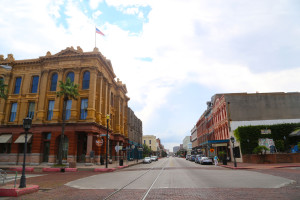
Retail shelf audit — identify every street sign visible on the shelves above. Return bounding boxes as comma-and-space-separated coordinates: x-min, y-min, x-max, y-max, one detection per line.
95, 138, 103, 147
115, 145, 123, 151
131, 145, 135, 149
138, 148, 143, 151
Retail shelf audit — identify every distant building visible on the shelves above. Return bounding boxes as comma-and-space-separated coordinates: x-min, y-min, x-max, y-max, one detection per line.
143, 135, 158, 156
173, 146, 180, 154
191, 125, 197, 154
127, 107, 143, 160
182, 136, 192, 155
195, 92, 300, 162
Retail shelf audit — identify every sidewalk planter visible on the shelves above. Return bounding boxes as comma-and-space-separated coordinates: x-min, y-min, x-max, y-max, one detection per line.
42, 168, 60, 172
0, 185, 39, 197
9, 167, 34, 172
65, 168, 78, 172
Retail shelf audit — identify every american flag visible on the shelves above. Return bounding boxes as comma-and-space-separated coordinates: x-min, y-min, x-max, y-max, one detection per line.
96, 27, 105, 36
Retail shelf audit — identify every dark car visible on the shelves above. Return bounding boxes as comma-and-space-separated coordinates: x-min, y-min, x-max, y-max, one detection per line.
189, 155, 196, 161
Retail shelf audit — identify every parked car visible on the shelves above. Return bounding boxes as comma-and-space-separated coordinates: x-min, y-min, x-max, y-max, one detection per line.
200, 157, 213, 165
151, 156, 158, 161
143, 157, 152, 164
189, 155, 196, 161
195, 155, 205, 163
186, 155, 191, 160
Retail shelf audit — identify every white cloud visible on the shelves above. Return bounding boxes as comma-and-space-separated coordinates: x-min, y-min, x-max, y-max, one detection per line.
1, 0, 300, 147
89, 0, 103, 10
92, 10, 102, 19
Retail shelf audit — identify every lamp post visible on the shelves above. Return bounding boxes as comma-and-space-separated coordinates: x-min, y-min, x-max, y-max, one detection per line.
19, 117, 32, 188
247, 139, 250, 154
106, 114, 110, 168
283, 136, 286, 152
230, 136, 237, 168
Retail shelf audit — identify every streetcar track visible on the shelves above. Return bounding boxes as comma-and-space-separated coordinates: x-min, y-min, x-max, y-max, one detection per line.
103, 158, 169, 200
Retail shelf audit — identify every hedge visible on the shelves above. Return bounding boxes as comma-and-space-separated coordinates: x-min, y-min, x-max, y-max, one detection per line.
234, 123, 300, 155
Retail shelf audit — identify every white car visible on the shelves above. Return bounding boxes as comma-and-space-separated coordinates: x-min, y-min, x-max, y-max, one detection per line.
200, 157, 213, 165
151, 156, 158, 161
143, 157, 152, 164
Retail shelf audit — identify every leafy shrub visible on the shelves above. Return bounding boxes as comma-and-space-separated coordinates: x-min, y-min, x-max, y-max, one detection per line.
275, 140, 284, 152
253, 146, 269, 155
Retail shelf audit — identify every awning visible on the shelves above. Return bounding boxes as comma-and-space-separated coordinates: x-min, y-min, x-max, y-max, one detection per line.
289, 128, 300, 137
0, 134, 12, 143
14, 134, 33, 143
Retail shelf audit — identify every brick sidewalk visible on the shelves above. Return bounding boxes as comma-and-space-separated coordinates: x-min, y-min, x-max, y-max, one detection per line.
219, 162, 300, 169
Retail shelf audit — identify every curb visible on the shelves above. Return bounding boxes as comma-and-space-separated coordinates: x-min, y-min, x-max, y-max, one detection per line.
94, 168, 116, 172
220, 165, 253, 170
272, 165, 300, 168
0, 185, 39, 197
9, 167, 34, 172
117, 165, 129, 169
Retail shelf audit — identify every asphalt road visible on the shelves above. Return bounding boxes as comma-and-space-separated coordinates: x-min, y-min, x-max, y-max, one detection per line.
66, 157, 294, 197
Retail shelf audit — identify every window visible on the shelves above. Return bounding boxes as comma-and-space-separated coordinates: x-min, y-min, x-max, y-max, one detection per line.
10, 103, 17, 122
149, 140, 151, 144
0, 143, 11, 153
19, 143, 32, 153
44, 133, 51, 140
31, 76, 39, 93
66, 72, 74, 82
14, 77, 22, 94
82, 71, 90, 89
144, 140, 145, 144
28, 102, 35, 119
47, 100, 55, 120
65, 100, 72, 120
50, 73, 58, 91
110, 93, 114, 106
80, 99, 88, 119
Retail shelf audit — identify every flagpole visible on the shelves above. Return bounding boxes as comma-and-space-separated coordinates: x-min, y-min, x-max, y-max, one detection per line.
95, 26, 96, 48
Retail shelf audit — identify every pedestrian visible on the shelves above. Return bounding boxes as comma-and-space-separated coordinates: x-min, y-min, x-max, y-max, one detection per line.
214, 155, 218, 166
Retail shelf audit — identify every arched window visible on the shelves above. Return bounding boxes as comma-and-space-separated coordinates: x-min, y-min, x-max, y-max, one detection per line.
66, 72, 74, 82
82, 71, 90, 89
50, 73, 58, 91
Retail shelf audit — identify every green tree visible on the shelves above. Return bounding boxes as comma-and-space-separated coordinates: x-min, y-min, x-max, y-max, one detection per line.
142, 144, 152, 157
253, 145, 269, 155
0, 79, 8, 100
56, 77, 79, 165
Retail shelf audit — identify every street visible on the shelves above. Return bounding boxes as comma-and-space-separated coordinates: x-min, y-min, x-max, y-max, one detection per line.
2, 157, 299, 200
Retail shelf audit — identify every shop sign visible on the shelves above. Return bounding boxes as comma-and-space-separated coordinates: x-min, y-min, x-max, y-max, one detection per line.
212, 143, 227, 147
95, 138, 103, 147
209, 148, 214, 153
261, 129, 271, 134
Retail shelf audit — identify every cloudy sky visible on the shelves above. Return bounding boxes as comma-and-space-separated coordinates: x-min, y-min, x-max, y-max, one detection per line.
1, 0, 300, 151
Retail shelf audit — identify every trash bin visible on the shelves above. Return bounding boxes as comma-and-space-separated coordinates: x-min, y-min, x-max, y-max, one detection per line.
119, 159, 123, 166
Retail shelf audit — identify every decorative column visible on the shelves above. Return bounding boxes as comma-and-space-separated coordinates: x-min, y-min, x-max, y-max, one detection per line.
87, 67, 97, 121
36, 69, 49, 123
70, 67, 80, 120
86, 133, 93, 163
96, 73, 103, 124
52, 69, 63, 122
101, 80, 108, 125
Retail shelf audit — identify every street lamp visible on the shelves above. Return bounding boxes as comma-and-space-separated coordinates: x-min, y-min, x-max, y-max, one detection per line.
19, 117, 32, 188
106, 114, 110, 168
230, 136, 237, 168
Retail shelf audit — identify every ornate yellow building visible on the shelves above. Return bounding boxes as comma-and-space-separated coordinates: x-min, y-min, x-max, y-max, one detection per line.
0, 46, 129, 165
